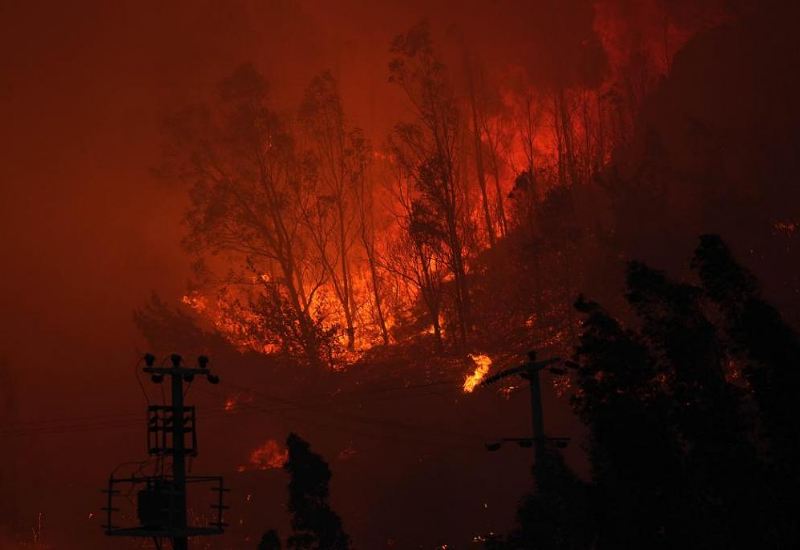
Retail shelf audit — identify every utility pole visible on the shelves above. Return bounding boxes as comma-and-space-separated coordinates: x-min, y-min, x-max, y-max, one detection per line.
482, 351, 568, 466
103, 353, 227, 550
166, 354, 190, 550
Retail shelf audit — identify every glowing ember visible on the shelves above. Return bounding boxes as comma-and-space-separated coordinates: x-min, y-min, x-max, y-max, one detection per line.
181, 292, 207, 313
223, 391, 255, 412
463, 354, 492, 393
237, 439, 288, 472
499, 385, 517, 399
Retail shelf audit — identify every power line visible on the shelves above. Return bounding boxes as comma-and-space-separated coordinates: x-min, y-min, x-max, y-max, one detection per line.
0, 377, 466, 434
0, 376, 506, 443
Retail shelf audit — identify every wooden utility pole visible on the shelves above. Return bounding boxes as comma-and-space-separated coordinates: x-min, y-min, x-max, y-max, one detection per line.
167, 355, 190, 550
482, 351, 568, 466
103, 353, 227, 549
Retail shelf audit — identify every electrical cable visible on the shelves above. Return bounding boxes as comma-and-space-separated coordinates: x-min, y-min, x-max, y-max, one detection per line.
0, 373, 505, 443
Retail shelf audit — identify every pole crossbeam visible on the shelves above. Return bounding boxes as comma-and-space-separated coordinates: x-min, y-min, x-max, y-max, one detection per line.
481, 351, 569, 465
143, 367, 214, 376
103, 353, 226, 550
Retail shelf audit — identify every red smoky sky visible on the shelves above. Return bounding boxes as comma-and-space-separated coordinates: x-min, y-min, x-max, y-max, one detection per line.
0, 1, 760, 548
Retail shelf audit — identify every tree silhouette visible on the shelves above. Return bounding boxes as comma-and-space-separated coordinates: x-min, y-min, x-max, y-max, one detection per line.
625, 260, 766, 548
494, 235, 800, 548
693, 235, 800, 472
258, 529, 282, 550
570, 296, 688, 549
299, 71, 368, 352
692, 234, 800, 543
504, 448, 594, 550
160, 63, 331, 368
389, 22, 473, 348
258, 434, 349, 550
284, 433, 350, 550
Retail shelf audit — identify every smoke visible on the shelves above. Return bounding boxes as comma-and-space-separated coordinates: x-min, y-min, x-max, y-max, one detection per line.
0, 0, 750, 547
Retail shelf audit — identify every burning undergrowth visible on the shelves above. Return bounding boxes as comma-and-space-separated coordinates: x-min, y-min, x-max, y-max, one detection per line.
238, 439, 289, 472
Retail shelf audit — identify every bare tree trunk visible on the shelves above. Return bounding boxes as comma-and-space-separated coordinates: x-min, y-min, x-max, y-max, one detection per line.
446, 213, 470, 349
416, 243, 444, 353
280, 255, 323, 369
553, 94, 566, 186
489, 154, 508, 237
557, 88, 579, 186
271, 199, 323, 367
582, 94, 592, 180
436, 129, 471, 349
337, 200, 356, 351
362, 227, 389, 346
466, 62, 496, 247
249, 164, 324, 368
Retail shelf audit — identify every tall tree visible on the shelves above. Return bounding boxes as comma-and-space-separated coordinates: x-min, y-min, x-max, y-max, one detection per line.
381, 167, 446, 351
571, 297, 688, 549
161, 64, 328, 367
693, 234, 800, 546
463, 50, 496, 247
258, 529, 282, 550
692, 234, 800, 474
389, 22, 472, 348
502, 447, 594, 550
356, 159, 390, 346
299, 72, 366, 351
625, 261, 766, 548
284, 433, 350, 550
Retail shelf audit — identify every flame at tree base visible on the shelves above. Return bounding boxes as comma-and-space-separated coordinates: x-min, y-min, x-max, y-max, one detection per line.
463, 354, 492, 393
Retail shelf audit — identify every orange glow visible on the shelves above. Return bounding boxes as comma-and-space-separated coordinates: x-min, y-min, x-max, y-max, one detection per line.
223, 391, 255, 413
463, 354, 492, 393
237, 439, 288, 472
165, 0, 726, 374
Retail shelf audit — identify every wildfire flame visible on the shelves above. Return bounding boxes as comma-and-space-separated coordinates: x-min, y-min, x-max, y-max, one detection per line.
463, 354, 492, 393
237, 439, 288, 472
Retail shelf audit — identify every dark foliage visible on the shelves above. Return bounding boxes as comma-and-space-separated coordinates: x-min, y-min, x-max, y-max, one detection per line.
491, 235, 800, 549
260, 434, 350, 550
258, 529, 282, 550
504, 448, 594, 550
693, 235, 800, 473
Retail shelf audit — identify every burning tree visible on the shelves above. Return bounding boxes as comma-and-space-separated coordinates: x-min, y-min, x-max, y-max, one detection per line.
298, 72, 368, 352
355, 154, 391, 347
151, 5, 738, 368
161, 64, 334, 367
389, 22, 473, 349
380, 163, 447, 350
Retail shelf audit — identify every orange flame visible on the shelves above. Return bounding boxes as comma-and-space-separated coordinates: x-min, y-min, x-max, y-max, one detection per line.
237, 439, 288, 472
463, 354, 492, 393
